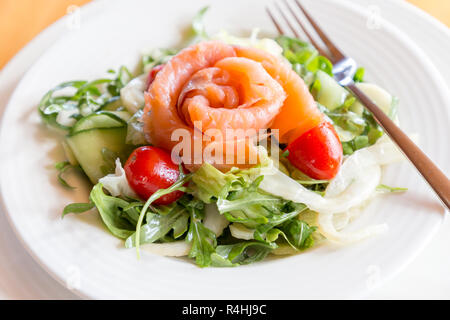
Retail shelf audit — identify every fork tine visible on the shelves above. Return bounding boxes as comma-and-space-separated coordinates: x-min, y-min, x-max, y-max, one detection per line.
274, 1, 301, 39
266, 7, 285, 35
294, 0, 345, 61
282, 0, 332, 61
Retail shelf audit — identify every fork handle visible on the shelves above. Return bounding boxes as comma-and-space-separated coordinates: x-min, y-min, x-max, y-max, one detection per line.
346, 83, 450, 211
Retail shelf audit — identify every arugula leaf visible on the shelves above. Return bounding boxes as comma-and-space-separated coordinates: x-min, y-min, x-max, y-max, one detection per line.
253, 202, 308, 239
89, 183, 136, 239
133, 173, 192, 258
211, 242, 276, 267
192, 162, 313, 244
124, 202, 189, 248
55, 161, 79, 189
185, 198, 217, 267
267, 220, 316, 250
325, 108, 366, 137
62, 202, 95, 218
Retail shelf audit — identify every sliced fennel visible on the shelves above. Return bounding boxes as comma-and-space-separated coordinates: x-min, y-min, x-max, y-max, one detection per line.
141, 241, 191, 257
259, 136, 404, 243
229, 223, 255, 240
203, 203, 230, 237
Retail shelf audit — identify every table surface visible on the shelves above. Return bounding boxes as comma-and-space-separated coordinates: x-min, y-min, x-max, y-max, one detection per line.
0, 0, 449, 69
0, 0, 449, 300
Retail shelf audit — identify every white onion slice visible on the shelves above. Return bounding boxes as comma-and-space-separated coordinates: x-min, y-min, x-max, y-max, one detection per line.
259, 164, 381, 215
318, 212, 388, 244
229, 223, 254, 240
99, 159, 138, 199
326, 136, 403, 197
203, 204, 229, 237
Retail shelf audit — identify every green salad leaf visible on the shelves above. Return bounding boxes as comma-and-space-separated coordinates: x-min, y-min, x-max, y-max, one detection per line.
133, 173, 192, 258
276, 35, 334, 86
211, 241, 276, 267
124, 201, 190, 248
38, 67, 132, 130
266, 219, 316, 251
189, 161, 265, 203
89, 183, 137, 239
185, 198, 217, 267
277, 35, 391, 156
55, 161, 79, 189
62, 202, 95, 218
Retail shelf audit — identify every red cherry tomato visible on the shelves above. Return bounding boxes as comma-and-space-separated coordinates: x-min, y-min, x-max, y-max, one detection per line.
285, 121, 343, 180
146, 64, 165, 91
124, 146, 184, 205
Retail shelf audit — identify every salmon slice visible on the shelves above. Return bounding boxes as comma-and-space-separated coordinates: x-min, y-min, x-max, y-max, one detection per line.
143, 41, 285, 170
144, 41, 236, 150
234, 46, 323, 144
184, 57, 285, 132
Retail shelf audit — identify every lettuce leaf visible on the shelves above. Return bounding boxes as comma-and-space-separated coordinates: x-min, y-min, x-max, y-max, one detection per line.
190, 161, 265, 203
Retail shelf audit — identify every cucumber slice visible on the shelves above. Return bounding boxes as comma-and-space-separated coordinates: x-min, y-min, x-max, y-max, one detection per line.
62, 140, 78, 166
315, 70, 348, 111
70, 112, 126, 135
66, 127, 127, 183
102, 97, 123, 111
108, 110, 132, 122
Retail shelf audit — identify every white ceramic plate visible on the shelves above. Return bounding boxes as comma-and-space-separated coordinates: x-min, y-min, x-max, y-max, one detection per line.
0, 0, 448, 299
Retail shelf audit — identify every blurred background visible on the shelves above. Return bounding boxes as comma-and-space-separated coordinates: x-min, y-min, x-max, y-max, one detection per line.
0, 0, 449, 69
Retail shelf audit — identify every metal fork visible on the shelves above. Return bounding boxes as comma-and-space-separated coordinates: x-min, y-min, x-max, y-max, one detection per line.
267, 0, 449, 210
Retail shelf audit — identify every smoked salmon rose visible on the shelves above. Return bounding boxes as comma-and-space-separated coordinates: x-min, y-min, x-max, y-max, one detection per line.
143, 40, 322, 170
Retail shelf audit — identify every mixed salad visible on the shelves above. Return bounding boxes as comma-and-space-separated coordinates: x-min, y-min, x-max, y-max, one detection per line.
40, 8, 406, 267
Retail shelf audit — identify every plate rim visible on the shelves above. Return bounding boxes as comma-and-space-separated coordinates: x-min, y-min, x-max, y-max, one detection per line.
0, 0, 448, 299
